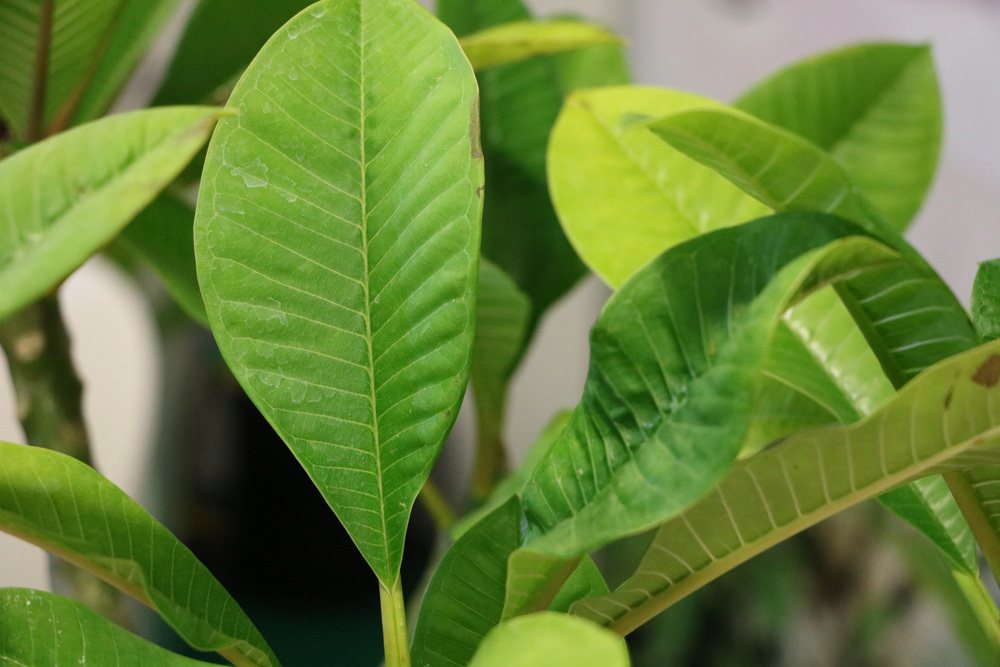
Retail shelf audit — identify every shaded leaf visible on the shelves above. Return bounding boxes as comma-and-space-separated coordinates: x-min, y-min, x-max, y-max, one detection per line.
152, 0, 313, 105
572, 339, 1000, 633
0, 588, 217, 666
0, 0, 119, 139
0, 442, 279, 666
119, 193, 206, 324
195, 0, 482, 585
460, 19, 619, 71
0, 106, 223, 321
736, 42, 941, 229
973, 259, 1000, 342
468, 612, 630, 667
412, 499, 520, 667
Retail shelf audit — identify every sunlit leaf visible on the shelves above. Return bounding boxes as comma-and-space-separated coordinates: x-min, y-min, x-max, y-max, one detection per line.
0, 588, 218, 666
0, 107, 223, 321
468, 612, 629, 667
0, 442, 279, 666
460, 20, 619, 71
736, 42, 941, 229
572, 339, 1000, 633
195, 0, 482, 585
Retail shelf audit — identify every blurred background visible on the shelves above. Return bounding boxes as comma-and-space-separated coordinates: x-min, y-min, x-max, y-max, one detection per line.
1, 0, 999, 664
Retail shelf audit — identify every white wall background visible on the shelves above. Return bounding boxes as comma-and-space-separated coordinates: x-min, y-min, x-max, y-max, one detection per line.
2, 0, 999, 600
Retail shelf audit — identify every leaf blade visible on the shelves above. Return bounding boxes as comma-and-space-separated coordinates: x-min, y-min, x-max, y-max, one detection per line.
468, 612, 630, 667
460, 19, 620, 71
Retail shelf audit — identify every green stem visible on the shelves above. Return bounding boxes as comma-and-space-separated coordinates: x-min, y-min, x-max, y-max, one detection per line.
27, 0, 55, 142
379, 577, 411, 667
419, 479, 457, 533
943, 471, 1000, 583
0, 296, 130, 626
470, 390, 508, 503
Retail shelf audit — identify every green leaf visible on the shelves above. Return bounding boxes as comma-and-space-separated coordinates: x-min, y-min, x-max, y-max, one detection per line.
736, 43, 941, 230
548, 556, 608, 614
0, 588, 218, 666
470, 260, 531, 500
152, 0, 314, 105
646, 106, 897, 245
468, 612, 630, 667
0, 442, 279, 667
549, 23, 630, 91
571, 338, 1000, 634
501, 213, 902, 615
119, 193, 206, 324
973, 259, 1000, 342
0, 106, 223, 321
547, 86, 769, 288
70, 0, 184, 125
412, 498, 521, 667
460, 20, 619, 71
0, 0, 119, 139
194, 0, 482, 585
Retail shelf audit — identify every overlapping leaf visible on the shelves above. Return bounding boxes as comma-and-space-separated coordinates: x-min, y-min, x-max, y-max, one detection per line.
468, 612, 630, 667
0, 588, 217, 666
572, 339, 1000, 633
0, 442, 279, 666
459, 20, 619, 71
195, 0, 482, 585
736, 43, 941, 229
0, 106, 223, 320
0, 0, 121, 139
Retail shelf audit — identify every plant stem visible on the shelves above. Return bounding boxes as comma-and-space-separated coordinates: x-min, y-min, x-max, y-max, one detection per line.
419, 479, 457, 533
943, 471, 1000, 583
379, 577, 411, 667
0, 296, 130, 626
470, 406, 506, 503
27, 0, 55, 142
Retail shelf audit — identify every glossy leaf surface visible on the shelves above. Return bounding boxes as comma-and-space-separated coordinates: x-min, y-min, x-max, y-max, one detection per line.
0, 588, 216, 666
412, 499, 520, 667
547, 87, 769, 287
0, 442, 279, 667
195, 0, 482, 585
468, 612, 629, 667
0, 0, 118, 138
572, 339, 1000, 633
460, 20, 619, 71
0, 106, 223, 321
736, 42, 941, 229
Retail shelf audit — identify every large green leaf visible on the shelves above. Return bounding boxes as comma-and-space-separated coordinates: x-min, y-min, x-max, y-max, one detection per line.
736, 43, 941, 229
119, 193, 206, 324
0, 442, 279, 667
470, 260, 531, 500
195, 0, 482, 585
70, 0, 183, 125
571, 338, 1000, 634
152, 0, 314, 105
468, 612, 630, 667
459, 20, 619, 71
412, 498, 521, 667
547, 87, 770, 288
0, 0, 120, 139
501, 213, 902, 615
0, 106, 223, 321
0, 588, 217, 666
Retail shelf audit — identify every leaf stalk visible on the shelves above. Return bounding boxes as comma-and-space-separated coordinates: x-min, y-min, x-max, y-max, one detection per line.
379, 577, 411, 667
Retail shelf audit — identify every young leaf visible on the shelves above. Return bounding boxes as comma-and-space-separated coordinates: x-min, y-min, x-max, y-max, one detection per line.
119, 193, 206, 324
412, 499, 521, 667
470, 260, 531, 500
547, 87, 769, 288
0, 0, 119, 139
0, 442, 279, 667
571, 338, 1000, 634
195, 0, 482, 586
468, 612, 630, 667
152, 0, 314, 105
736, 43, 941, 230
973, 259, 1000, 342
0, 107, 224, 321
0, 588, 217, 666
459, 20, 620, 71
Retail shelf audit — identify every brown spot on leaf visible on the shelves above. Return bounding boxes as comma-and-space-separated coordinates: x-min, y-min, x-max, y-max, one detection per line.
944, 386, 953, 408
470, 94, 483, 160
972, 354, 1000, 387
